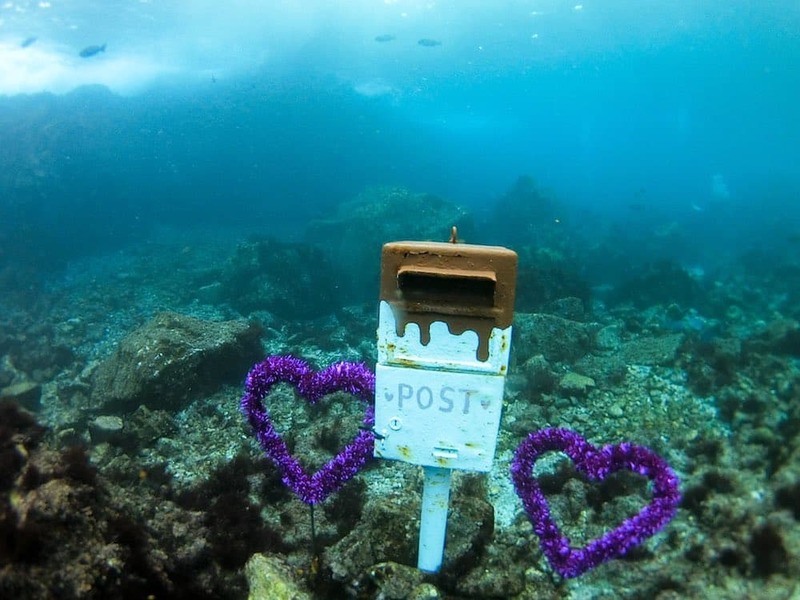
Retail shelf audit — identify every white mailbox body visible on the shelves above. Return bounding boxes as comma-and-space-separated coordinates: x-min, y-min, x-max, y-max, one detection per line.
373, 240, 517, 473
374, 304, 511, 471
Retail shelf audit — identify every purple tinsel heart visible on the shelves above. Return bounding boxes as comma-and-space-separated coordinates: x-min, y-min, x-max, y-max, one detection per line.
510, 428, 681, 578
240, 355, 375, 505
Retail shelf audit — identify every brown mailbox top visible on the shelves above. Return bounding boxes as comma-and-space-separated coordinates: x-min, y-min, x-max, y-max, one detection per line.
380, 241, 518, 361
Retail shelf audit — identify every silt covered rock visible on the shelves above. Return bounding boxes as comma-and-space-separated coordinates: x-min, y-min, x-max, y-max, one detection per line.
91, 312, 262, 412
325, 484, 493, 592
513, 313, 596, 364
306, 186, 474, 306
218, 237, 342, 319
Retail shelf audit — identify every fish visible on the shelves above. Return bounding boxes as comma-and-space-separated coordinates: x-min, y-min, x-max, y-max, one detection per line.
374, 34, 395, 43
79, 44, 106, 58
418, 38, 442, 47
20, 36, 37, 48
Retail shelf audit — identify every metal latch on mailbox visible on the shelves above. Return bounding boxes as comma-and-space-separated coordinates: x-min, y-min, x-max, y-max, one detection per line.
374, 233, 517, 572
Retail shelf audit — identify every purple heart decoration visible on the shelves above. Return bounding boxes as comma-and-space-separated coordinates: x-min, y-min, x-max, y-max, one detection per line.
240, 355, 375, 505
510, 427, 681, 578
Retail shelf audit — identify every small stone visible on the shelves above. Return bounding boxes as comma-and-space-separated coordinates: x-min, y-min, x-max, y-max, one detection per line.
596, 325, 622, 351
369, 562, 424, 599
56, 427, 89, 447
196, 282, 224, 304
522, 354, 557, 393
574, 411, 589, 422
608, 403, 624, 418
409, 582, 443, 599
245, 553, 310, 600
0, 381, 42, 411
89, 415, 125, 445
559, 372, 596, 396
618, 333, 684, 366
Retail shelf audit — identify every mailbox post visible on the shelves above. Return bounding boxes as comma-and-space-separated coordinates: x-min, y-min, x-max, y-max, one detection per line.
374, 238, 517, 572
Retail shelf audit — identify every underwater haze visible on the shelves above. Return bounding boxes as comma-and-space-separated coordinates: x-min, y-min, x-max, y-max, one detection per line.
1, 0, 798, 264
2, 1, 800, 599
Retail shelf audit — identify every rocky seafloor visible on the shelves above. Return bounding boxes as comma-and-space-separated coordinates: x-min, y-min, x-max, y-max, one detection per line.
2, 189, 800, 599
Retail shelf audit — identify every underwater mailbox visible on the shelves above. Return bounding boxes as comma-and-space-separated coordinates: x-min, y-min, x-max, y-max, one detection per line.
374, 238, 517, 572
375, 240, 517, 470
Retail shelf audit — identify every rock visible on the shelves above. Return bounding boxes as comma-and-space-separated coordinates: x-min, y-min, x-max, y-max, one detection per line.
326, 494, 418, 582
608, 403, 625, 418
0, 355, 16, 387
596, 324, 622, 350
441, 490, 495, 577
244, 553, 311, 600
757, 319, 800, 356
88, 415, 126, 445
573, 353, 628, 387
514, 313, 596, 363
541, 296, 585, 321
513, 250, 591, 314
306, 186, 474, 306
609, 260, 701, 309
521, 354, 557, 393
128, 405, 178, 444
55, 427, 88, 447
0, 381, 42, 411
559, 372, 596, 396
326, 487, 493, 586
368, 562, 424, 599
409, 583, 443, 599
219, 238, 342, 319
617, 333, 684, 366
90, 312, 262, 412
704, 337, 743, 373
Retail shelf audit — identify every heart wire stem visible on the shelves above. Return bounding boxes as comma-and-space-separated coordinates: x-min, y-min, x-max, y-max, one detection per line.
309, 503, 318, 562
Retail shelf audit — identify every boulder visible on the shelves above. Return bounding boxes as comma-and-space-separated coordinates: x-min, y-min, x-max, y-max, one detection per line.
514, 313, 596, 364
306, 186, 474, 306
91, 312, 262, 413
325, 487, 492, 586
0, 381, 42, 411
558, 372, 596, 396
617, 333, 684, 366
245, 553, 311, 600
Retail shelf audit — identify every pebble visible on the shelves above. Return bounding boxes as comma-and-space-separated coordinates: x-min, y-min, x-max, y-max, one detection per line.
89, 415, 125, 444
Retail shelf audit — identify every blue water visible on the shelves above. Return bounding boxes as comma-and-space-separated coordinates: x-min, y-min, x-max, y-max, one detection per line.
2, 3, 800, 597
1, 0, 798, 277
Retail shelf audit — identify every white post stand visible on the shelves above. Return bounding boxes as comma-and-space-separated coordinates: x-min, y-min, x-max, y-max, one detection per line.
418, 466, 453, 573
